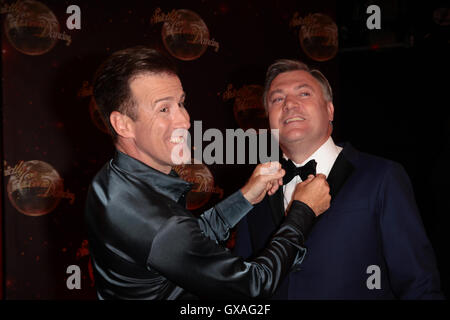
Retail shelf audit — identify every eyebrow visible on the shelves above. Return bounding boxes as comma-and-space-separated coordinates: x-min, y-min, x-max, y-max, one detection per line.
294, 84, 314, 91
153, 92, 186, 105
268, 84, 313, 100
268, 89, 283, 100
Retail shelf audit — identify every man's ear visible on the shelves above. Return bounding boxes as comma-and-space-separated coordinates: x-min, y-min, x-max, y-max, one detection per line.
327, 101, 334, 122
110, 111, 135, 139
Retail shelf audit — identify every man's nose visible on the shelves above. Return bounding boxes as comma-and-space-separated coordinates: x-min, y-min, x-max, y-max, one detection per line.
283, 94, 298, 111
174, 105, 191, 129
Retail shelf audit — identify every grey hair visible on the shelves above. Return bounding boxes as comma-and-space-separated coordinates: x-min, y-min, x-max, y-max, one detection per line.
263, 59, 333, 110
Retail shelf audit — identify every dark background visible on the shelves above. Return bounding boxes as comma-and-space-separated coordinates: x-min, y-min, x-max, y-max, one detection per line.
1, 0, 449, 299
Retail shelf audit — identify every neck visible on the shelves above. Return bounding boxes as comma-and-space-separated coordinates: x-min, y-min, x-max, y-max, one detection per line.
115, 140, 172, 175
282, 135, 330, 164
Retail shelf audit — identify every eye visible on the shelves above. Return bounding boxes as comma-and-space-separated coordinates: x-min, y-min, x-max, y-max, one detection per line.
160, 105, 169, 113
271, 97, 283, 104
178, 101, 185, 108
299, 91, 311, 97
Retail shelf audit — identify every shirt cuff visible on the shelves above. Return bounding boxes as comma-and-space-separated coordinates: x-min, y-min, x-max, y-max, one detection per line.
215, 190, 253, 229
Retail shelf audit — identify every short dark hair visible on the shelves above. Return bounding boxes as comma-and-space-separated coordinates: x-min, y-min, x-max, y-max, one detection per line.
92, 46, 178, 140
263, 59, 333, 110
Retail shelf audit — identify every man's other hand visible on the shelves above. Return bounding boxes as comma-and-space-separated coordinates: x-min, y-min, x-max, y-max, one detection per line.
241, 162, 285, 205
292, 174, 331, 216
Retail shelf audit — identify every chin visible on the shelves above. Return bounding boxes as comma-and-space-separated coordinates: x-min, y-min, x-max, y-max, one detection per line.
280, 131, 307, 143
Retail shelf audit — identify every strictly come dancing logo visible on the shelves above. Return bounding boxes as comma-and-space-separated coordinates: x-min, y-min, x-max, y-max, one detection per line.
3, 160, 75, 216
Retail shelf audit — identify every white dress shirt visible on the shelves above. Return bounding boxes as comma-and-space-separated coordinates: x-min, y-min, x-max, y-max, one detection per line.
283, 137, 343, 210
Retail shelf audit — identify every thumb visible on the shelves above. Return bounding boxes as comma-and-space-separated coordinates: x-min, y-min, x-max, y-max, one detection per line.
301, 174, 315, 184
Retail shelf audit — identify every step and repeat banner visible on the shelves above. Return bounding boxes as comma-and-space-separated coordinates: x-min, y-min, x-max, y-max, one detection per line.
1, 0, 448, 299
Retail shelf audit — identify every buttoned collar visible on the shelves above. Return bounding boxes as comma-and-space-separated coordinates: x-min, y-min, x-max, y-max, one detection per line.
111, 150, 192, 203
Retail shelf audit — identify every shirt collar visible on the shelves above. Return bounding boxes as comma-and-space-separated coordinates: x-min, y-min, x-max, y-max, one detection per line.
286, 136, 343, 178
111, 150, 192, 203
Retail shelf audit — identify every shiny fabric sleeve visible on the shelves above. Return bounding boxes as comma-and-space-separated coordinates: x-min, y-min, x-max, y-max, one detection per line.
147, 202, 315, 299
197, 190, 253, 243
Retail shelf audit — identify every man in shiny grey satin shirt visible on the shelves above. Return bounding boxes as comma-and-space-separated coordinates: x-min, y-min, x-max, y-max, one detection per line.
85, 46, 331, 300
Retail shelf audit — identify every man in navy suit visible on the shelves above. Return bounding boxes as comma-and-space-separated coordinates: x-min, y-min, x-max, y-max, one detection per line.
234, 59, 444, 299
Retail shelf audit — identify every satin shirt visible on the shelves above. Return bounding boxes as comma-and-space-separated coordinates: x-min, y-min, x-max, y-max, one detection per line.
85, 150, 315, 299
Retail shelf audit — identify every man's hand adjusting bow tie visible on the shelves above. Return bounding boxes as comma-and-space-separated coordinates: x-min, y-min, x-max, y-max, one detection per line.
280, 158, 317, 185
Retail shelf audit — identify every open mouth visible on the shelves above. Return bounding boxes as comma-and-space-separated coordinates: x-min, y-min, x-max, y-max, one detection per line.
284, 117, 306, 124
170, 128, 189, 144
170, 136, 185, 144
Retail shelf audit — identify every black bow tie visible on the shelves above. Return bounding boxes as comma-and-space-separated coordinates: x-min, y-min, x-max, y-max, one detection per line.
280, 158, 317, 185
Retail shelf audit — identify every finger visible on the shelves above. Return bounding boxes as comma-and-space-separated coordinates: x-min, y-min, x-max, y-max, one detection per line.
310, 174, 328, 187
299, 177, 312, 186
273, 169, 285, 180
270, 182, 279, 194
259, 169, 285, 182
259, 161, 281, 176
270, 185, 278, 193
262, 161, 280, 167
272, 161, 281, 169
255, 162, 271, 174
266, 169, 285, 182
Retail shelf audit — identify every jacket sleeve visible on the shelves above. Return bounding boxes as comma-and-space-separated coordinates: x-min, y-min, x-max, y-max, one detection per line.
147, 201, 315, 299
378, 162, 444, 299
197, 190, 253, 243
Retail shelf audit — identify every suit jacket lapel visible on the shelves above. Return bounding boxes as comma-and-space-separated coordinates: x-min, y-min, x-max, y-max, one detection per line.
266, 143, 356, 227
327, 146, 355, 202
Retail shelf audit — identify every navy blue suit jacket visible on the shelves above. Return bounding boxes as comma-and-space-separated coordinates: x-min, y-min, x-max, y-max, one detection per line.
234, 143, 444, 299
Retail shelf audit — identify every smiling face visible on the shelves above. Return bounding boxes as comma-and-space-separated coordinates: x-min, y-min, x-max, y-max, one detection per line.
267, 70, 334, 157
114, 73, 191, 173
